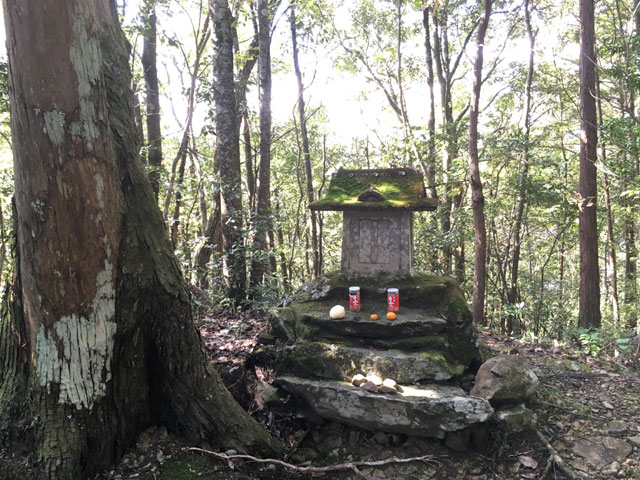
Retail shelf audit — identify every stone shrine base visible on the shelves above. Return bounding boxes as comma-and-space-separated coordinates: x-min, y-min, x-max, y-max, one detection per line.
260, 272, 494, 441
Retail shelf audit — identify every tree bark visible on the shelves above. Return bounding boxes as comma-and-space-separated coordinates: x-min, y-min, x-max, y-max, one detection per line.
469, 0, 492, 325
142, 0, 163, 198
431, 9, 475, 279
596, 78, 619, 323
506, 0, 535, 333
249, 0, 275, 292
212, 0, 247, 304
0, 1, 280, 477
578, 0, 601, 328
291, 7, 320, 278
422, 7, 438, 199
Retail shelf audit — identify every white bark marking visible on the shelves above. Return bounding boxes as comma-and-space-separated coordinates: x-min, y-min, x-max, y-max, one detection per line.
95, 174, 104, 209
43, 109, 66, 147
69, 17, 102, 152
35, 259, 116, 410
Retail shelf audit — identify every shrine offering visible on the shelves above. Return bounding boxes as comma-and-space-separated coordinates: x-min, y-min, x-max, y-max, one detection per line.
329, 305, 346, 319
349, 286, 361, 311
387, 288, 399, 311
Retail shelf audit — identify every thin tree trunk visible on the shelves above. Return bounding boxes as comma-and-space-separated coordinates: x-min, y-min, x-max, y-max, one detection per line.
506, 0, 535, 333
291, 7, 320, 278
190, 138, 208, 234
244, 112, 256, 212
142, 0, 163, 198
597, 78, 620, 323
134, 92, 146, 164
249, 0, 275, 292
578, 0, 601, 328
162, 11, 210, 223
213, 0, 247, 304
624, 215, 637, 329
423, 7, 438, 199
171, 146, 188, 247
432, 12, 453, 273
469, 0, 492, 325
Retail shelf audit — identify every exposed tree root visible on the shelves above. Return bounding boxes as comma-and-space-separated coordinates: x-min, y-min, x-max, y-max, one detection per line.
536, 430, 582, 480
188, 447, 441, 479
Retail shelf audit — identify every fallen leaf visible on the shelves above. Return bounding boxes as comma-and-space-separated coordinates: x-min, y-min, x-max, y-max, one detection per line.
518, 455, 539, 469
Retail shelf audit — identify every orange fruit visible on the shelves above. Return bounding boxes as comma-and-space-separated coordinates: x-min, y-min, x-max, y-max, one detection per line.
386, 312, 397, 320
370, 314, 378, 320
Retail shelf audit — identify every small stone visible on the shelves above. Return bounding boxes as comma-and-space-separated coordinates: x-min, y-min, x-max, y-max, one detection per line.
445, 429, 470, 451
360, 381, 379, 392
383, 378, 397, 388
348, 430, 361, 447
602, 461, 620, 474
366, 375, 383, 386
322, 435, 342, 449
352, 374, 366, 386
495, 404, 537, 432
602, 437, 632, 459
627, 436, 640, 448
373, 431, 390, 445
607, 421, 628, 435
380, 379, 398, 393
225, 449, 238, 456
603, 401, 615, 410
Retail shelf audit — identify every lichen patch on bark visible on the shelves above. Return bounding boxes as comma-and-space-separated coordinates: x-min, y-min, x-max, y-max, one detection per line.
43, 109, 66, 147
69, 17, 102, 152
35, 259, 116, 410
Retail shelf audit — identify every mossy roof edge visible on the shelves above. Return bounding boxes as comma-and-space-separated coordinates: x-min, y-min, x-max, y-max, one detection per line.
310, 167, 438, 211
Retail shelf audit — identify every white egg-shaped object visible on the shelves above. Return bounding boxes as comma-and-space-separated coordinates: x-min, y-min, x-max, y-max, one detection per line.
329, 305, 346, 319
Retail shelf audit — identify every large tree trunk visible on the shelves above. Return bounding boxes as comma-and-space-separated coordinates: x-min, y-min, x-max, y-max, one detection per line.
0, 1, 279, 478
142, 0, 163, 198
469, 0, 492, 325
578, 0, 601, 328
212, 0, 247, 304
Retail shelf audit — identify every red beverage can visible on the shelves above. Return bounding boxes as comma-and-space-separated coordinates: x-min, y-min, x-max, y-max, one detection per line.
387, 288, 399, 312
349, 286, 361, 311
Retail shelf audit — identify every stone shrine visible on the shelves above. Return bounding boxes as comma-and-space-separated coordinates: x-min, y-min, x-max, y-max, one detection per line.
310, 168, 437, 279
258, 167, 501, 447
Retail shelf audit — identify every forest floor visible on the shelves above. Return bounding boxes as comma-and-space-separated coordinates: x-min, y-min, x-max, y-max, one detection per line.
92, 309, 640, 479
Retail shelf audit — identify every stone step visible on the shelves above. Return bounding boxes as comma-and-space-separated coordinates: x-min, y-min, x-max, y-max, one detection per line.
301, 309, 448, 339
280, 342, 464, 383
276, 376, 493, 438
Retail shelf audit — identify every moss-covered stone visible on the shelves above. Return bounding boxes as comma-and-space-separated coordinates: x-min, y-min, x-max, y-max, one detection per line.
279, 341, 464, 383
267, 271, 481, 369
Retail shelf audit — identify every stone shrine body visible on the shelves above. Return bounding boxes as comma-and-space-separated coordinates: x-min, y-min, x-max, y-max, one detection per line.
310, 168, 437, 280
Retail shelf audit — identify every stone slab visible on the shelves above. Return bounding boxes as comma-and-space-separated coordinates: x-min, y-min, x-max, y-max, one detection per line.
276, 376, 493, 438
302, 310, 448, 339
282, 342, 464, 383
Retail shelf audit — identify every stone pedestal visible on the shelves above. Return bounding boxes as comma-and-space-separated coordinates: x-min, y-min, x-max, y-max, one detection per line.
260, 273, 492, 439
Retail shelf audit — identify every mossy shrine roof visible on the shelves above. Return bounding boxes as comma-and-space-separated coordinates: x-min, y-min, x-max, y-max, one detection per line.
310, 168, 438, 211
